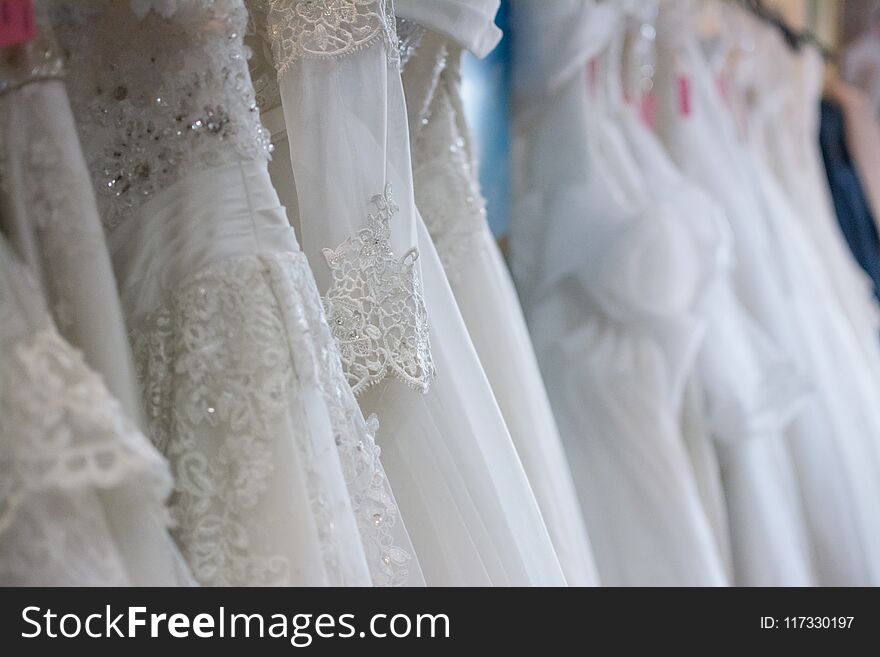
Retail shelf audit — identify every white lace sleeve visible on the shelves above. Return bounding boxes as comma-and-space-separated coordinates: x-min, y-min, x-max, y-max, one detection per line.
253, 0, 435, 395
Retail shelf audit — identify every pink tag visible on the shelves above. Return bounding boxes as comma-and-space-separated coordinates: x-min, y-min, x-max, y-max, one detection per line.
677, 74, 692, 117
0, 0, 35, 48
640, 92, 656, 129
587, 57, 598, 95
715, 74, 729, 107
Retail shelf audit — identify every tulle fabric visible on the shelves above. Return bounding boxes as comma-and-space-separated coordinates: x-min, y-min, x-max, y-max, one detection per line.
615, 100, 816, 586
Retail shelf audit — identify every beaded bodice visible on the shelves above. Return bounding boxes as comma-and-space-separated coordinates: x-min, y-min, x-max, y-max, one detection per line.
52, 0, 272, 231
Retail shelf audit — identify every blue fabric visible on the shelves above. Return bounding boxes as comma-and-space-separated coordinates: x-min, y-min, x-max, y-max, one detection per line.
819, 100, 880, 301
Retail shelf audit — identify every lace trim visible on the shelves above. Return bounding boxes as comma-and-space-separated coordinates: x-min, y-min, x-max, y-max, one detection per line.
321, 184, 434, 395
131, 251, 412, 585
411, 83, 486, 277
265, 252, 413, 586
263, 0, 398, 73
0, 324, 172, 536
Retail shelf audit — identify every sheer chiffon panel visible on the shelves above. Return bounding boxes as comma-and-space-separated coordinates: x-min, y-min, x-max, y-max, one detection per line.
406, 43, 597, 585
451, 229, 600, 586
357, 219, 568, 586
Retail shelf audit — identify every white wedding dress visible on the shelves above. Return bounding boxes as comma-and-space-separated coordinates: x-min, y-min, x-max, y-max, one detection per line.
403, 19, 599, 586
743, 24, 880, 382
51, 0, 419, 587
654, 2, 880, 585
249, 0, 566, 586
610, 12, 815, 585
0, 12, 142, 424
0, 234, 192, 586
511, 0, 728, 586
0, 14, 192, 586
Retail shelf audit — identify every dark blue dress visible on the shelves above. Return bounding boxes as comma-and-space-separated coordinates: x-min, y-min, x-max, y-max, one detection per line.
819, 100, 880, 301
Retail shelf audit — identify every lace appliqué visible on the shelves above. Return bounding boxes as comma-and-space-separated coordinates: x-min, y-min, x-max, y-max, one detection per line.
1, 327, 172, 534
131, 252, 412, 585
265, 252, 413, 586
412, 85, 487, 277
321, 184, 435, 395
263, 0, 398, 74
131, 256, 308, 585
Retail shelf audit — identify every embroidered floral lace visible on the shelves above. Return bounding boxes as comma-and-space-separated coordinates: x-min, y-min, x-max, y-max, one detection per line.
49, 0, 412, 585
130, 251, 411, 585
254, 0, 398, 74
411, 64, 488, 277
322, 185, 434, 394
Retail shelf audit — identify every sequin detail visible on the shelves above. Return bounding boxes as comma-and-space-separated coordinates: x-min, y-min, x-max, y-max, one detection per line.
53, 0, 273, 230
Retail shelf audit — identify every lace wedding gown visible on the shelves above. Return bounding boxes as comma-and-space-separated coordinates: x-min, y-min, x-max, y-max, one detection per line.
51, 0, 419, 587
249, 0, 566, 586
654, 3, 880, 585
402, 18, 599, 586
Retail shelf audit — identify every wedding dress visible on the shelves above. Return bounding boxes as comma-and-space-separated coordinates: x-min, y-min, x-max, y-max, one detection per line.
611, 13, 815, 585
0, 234, 194, 586
403, 18, 599, 586
739, 23, 880, 375
511, 0, 727, 586
51, 0, 419, 587
0, 11, 142, 423
248, 0, 566, 586
0, 12, 192, 587
654, 1, 880, 585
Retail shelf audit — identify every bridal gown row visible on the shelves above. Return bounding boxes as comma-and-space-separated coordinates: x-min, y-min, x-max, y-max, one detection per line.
653, 0, 880, 584
509, 0, 880, 586
8, 0, 880, 587
0, 20, 191, 585
0, 0, 574, 587
402, 18, 598, 585
247, 0, 566, 586
511, 0, 730, 586
49, 0, 421, 587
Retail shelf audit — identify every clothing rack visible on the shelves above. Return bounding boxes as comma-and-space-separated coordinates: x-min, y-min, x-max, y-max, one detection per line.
730, 0, 835, 61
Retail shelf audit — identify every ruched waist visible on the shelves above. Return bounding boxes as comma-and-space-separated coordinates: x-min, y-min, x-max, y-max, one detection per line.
108, 160, 300, 320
